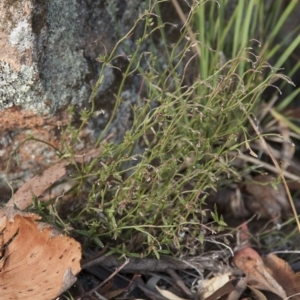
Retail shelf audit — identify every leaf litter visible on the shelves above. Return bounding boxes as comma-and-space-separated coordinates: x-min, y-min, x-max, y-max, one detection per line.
3, 142, 300, 299
0, 138, 119, 298
3, 26, 300, 300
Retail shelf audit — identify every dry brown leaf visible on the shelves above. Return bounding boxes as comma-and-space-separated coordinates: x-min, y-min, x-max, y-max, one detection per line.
202, 280, 235, 300
0, 207, 81, 300
199, 273, 231, 300
156, 286, 188, 300
227, 277, 247, 300
263, 253, 300, 300
247, 286, 268, 300
7, 141, 110, 210
233, 247, 286, 299
244, 175, 290, 221
7, 160, 68, 210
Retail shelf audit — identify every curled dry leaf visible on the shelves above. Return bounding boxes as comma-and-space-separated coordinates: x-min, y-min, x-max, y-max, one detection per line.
200, 274, 235, 300
263, 253, 300, 300
0, 207, 81, 300
199, 273, 231, 300
247, 286, 268, 300
227, 277, 247, 300
233, 247, 286, 299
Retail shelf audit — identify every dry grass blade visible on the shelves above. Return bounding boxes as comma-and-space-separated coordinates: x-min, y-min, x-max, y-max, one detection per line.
247, 115, 300, 231
171, 0, 201, 56
236, 154, 300, 182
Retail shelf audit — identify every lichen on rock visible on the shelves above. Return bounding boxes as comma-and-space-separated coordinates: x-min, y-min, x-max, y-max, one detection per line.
0, 0, 147, 187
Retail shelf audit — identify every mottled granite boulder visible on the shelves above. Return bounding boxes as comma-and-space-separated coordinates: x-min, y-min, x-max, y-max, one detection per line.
0, 0, 144, 187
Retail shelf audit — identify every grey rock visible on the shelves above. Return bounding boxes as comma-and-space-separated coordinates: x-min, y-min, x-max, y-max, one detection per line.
0, 0, 144, 185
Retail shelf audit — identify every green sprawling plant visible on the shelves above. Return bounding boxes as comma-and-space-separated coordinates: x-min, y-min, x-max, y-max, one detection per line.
12, 0, 299, 258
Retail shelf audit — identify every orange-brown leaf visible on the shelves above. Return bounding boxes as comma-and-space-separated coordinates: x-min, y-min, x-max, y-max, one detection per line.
263, 253, 300, 300
0, 207, 81, 300
7, 141, 110, 211
6, 160, 67, 210
233, 247, 286, 299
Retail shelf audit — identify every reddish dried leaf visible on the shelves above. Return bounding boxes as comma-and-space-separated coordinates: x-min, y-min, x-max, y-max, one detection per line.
6, 160, 68, 210
7, 142, 109, 210
0, 207, 81, 300
263, 254, 300, 300
233, 247, 286, 299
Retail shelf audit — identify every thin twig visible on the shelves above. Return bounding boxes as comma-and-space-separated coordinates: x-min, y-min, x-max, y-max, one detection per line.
77, 258, 129, 299
166, 268, 194, 299
81, 244, 109, 268
85, 254, 216, 273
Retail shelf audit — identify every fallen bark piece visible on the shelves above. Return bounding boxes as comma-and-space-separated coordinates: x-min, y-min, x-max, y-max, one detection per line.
0, 207, 81, 300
